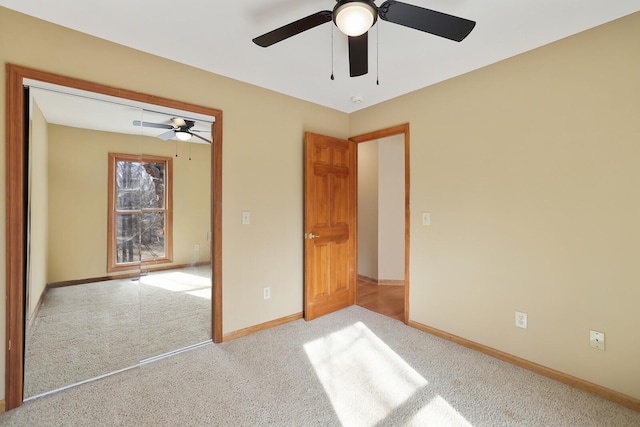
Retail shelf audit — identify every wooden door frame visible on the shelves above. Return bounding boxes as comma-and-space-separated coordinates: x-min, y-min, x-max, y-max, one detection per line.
4, 63, 223, 410
350, 124, 410, 323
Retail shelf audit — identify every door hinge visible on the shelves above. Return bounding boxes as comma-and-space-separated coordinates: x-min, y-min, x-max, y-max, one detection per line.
8, 339, 11, 351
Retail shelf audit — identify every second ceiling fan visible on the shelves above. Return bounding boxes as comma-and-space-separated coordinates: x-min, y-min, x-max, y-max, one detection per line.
253, 0, 476, 77
133, 117, 211, 143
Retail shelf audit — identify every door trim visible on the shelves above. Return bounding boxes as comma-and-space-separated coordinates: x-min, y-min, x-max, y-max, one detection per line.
4, 63, 223, 410
350, 124, 410, 323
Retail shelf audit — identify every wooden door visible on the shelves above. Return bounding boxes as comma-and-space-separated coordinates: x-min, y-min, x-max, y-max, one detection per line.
304, 132, 357, 320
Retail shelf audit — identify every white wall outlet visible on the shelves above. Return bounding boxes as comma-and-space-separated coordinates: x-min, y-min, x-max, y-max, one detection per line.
241, 211, 250, 225
422, 212, 431, 225
194, 244, 200, 251
263, 287, 271, 300
515, 311, 528, 329
590, 330, 605, 350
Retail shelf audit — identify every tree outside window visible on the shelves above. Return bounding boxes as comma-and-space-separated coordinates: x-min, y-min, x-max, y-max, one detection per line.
108, 153, 173, 272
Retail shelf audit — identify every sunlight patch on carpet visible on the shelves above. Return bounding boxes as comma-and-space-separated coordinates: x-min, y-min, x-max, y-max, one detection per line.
140, 271, 211, 298
304, 321, 437, 426
185, 288, 212, 300
412, 395, 472, 426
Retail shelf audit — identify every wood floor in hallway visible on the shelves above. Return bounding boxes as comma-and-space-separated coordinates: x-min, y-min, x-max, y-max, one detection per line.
356, 280, 405, 321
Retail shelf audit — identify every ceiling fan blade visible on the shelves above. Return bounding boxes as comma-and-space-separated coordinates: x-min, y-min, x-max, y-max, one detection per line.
379, 1, 476, 42
349, 33, 368, 77
253, 10, 332, 47
157, 130, 176, 141
189, 129, 211, 133
132, 120, 174, 130
190, 132, 212, 144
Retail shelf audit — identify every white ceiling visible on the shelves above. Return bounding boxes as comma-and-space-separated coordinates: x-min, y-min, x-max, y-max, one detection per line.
2, 1, 640, 113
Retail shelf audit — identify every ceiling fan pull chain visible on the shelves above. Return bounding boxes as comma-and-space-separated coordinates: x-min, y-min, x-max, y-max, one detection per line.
189, 143, 192, 161
376, 21, 380, 85
330, 23, 335, 80
175, 140, 178, 158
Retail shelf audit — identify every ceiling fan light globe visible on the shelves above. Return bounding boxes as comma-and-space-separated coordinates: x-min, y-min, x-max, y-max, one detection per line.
335, 1, 376, 37
175, 131, 192, 141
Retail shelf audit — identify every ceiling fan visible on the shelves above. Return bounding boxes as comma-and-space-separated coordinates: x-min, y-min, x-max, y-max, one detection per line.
253, 0, 476, 78
132, 117, 211, 143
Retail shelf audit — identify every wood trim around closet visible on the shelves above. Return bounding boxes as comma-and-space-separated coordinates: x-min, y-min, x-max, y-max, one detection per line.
4, 63, 224, 410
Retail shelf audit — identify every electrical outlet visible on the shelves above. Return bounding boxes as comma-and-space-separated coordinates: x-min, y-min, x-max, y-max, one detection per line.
194, 244, 200, 251
263, 287, 271, 300
515, 311, 528, 329
590, 330, 605, 350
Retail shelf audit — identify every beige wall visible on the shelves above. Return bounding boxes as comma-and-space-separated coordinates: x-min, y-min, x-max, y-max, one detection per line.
47, 125, 211, 283
351, 13, 640, 399
0, 6, 350, 400
27, 101, 48, 318
377, 135, 405, 281
357, 141, 378, 279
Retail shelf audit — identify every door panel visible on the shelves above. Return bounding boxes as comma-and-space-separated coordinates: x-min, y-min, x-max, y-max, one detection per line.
304, 132, 356, 320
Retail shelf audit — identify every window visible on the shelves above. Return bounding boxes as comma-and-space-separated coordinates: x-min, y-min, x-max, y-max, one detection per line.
108, 153, 173, 272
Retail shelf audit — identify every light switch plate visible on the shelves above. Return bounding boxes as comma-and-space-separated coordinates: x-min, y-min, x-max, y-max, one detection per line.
241, 211, 250, 225
422, 212, 431, 225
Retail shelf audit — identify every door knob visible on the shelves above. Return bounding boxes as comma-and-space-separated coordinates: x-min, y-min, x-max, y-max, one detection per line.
305, 232, 319, 239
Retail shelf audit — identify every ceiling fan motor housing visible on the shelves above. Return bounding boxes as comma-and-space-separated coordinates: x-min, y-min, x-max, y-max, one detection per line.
333, 0, 378, 36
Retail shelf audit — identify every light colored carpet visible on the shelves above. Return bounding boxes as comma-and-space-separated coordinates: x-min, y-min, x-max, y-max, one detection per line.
24, 266, 211, 398
4, 305, 639, 426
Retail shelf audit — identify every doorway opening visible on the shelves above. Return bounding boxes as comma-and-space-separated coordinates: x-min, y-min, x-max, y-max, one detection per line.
5, 64, 223, 410
350, 125, 410, 323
